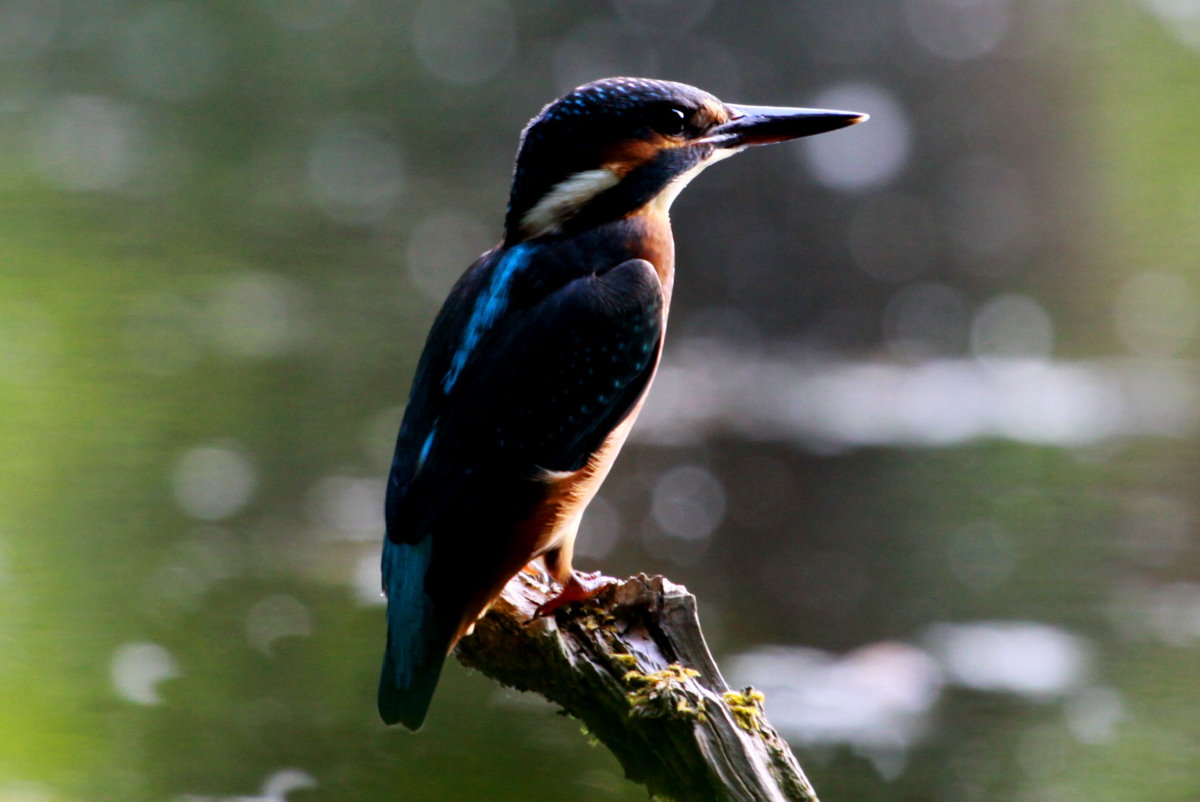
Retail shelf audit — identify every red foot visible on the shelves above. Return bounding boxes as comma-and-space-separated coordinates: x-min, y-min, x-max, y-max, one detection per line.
531, 570, 619, 619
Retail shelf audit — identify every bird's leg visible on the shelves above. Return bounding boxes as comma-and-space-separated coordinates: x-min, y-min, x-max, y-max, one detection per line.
531, 544, 619, 618
531, 569, 619, 619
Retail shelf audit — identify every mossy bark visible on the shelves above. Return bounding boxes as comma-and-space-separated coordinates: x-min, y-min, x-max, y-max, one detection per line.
455, 573, 819, 802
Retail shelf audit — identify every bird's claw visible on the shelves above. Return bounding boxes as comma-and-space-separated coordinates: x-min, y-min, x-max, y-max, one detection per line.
530, 570, 619, 620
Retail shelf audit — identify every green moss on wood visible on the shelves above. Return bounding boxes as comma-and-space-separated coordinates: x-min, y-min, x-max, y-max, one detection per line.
622, 664, 707, 722
722, 688, 767, 734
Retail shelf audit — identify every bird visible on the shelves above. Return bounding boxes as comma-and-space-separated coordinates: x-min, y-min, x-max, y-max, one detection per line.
379, 77, 866, 729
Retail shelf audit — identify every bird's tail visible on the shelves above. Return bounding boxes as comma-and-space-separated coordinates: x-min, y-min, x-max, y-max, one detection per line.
378, 534, 453, 730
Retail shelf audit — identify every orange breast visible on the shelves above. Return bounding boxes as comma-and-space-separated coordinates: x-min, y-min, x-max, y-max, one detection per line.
629, 209, 676, 305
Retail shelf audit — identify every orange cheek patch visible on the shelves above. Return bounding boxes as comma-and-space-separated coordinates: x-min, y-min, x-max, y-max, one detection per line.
599, 135, 682, 176
698, 99, 730, 128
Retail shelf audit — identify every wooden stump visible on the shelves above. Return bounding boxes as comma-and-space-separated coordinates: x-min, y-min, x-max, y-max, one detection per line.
455, 572, 820, 802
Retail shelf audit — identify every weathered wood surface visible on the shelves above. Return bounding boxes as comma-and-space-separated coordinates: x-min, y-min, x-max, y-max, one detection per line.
455, 572, 820, 802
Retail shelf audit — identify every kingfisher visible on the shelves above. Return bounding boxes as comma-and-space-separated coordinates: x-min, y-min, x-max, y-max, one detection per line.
379, 77, 865, 729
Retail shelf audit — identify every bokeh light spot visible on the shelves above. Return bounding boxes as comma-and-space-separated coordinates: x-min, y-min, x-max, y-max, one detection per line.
147, 527, 244, 615
245, 594, 313, 655
412, 0, 516, 86
650, 465, 726, 541
1141, 0, 1200, 51
261, 769, 318, 800
883, 282, 970, 359
942, 155, 1031, 271
1145, 581, 1200, 645
903, 0, 1009, 60
30, 95, 143, 191
1064, 687, 1124, 744
405, 209, 491, 303
729, 643, 943, 774
111, 642, 179, 705
307, 115, 404, 225
925, 621, 1091, 698
1114, 271, 1199, 357
305, 475, 385, 540
553, 19, 658, 93
208, 271, 313, 359
802, 82, 910, 191
172, 442, 257, 522
352, 552, 386, 606
970, 294, 1055, 364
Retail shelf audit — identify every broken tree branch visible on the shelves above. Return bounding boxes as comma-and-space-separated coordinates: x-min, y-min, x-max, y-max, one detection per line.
455, 573, 820, 802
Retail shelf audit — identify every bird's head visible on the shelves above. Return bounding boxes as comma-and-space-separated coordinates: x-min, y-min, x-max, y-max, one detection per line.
504, 77, 866, 245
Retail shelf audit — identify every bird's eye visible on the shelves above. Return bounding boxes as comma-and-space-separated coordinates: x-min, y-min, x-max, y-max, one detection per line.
653, 107, 689, 136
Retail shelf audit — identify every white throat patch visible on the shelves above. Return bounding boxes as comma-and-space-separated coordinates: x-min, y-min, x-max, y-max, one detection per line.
520, 168, 620, 238
648, 147, 740, 217
518, 146, 743, 238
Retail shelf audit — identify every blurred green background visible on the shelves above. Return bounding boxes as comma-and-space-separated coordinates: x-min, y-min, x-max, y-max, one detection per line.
2, 0, 1200, 800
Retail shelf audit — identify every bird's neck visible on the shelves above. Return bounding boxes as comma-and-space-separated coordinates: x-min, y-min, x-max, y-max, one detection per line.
514, 213, 676, 308
625, 208, 676, 304
586, 212, 675, 301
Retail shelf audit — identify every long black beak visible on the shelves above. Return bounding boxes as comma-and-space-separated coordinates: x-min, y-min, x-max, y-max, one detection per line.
702, 104, 868, 149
